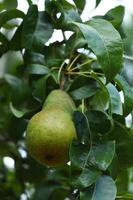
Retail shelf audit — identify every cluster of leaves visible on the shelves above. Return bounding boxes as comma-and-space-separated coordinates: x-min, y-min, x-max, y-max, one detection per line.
0, 0, 133, 199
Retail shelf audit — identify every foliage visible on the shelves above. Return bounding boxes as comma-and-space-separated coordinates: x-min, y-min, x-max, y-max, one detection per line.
0, 0, 133, 199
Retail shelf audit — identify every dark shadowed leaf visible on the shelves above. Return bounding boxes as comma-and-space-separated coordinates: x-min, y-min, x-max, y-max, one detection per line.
22, 5, 53, 51
0, 9, 25, 28
73, 0, 86, 14
73, 111, 90, 144
45, 0, 81, 28
85, 110, 112, 135
109, 122, 133, 168
80, 187, 94, 200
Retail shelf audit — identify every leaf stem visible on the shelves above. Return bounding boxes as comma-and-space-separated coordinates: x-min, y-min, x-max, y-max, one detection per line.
67, 54, 80, 71
70, 59, 94, 72
58, 61, 66, 86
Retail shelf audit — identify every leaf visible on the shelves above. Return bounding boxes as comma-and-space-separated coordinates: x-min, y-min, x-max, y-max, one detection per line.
89, 89, 109, 111
70, 141, 90, 169
0, 0, 17, 11
106, 83, 123, 115
70, 140, 115, 171
69, 76, 100, 100
92, 175, 117, 200
0, 9, 25, 28
115, 74, 133, 116
22, 5, 53, 51
76, 167, 101, 189
66, 32, 86, 56
73, 111, 90, 144
85, 110, 112, 135
26, 64, 50, 75
116, 169, 129, 194
24, 50, 45, 65
9, 102, 26, 118
70, 85, 99, 100
10, 22, 23, 50
88, 141, 115, 171
4, 74, 30, 105
71, 19, 123, 82
0, 32, 9, 56
80, 187, 94, 200
45, 0, 81, 28
95, 0, 102, 7
73, 0, 86, 14
104, 6, 125, 28
109, 122, 133, 168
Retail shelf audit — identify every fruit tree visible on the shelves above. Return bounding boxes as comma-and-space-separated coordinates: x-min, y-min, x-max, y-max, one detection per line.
0, 0, 133, 200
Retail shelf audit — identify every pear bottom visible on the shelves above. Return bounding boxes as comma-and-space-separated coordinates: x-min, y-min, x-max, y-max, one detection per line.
26, 107, 76, 167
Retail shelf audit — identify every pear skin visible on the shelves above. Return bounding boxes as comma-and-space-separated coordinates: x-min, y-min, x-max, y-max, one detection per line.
26, 90, 77, 167
43, 89, 76, 114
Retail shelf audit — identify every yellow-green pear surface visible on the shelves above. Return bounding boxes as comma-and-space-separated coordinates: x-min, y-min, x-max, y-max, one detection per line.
26, 90, 77, 167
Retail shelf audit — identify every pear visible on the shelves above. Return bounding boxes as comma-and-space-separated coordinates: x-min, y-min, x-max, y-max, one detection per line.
26, 90, 77, 167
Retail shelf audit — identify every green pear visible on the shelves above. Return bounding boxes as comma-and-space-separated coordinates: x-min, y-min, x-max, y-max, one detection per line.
26, 90, 77, 167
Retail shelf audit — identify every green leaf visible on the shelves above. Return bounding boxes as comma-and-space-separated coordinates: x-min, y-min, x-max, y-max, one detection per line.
106, 83, 123, 115
104, 6, 125, 28
115, 74, 133, 116
73, 0, 86, 14
70, 85, 99, 100
70, 141, 90, 169
93, 175, 117, 200
69, 76, 100, 100
109, 122, 133, 168
85, 110, 112, 135
26, 64, 50, 75
45, 0, 81, 28
73, 111, 90, 144
72, 19, 123, 82
76, 167, 101, 189
4, 74, 30, 105
70, 140, 115, 171
80, 187, 94, 200
24, 50, 45, 65
66, 32, 86, 56
9, 102, 26, 118
22, 5, 53, 51
89, 73, 110, 112
88, 141, 115, 171
96, 0, 102, 7
116, 169, 129, 195
0, 32, 9, 56
89, 89, 109, 111
0, 0, 17, 11
0, 9, 25, 28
